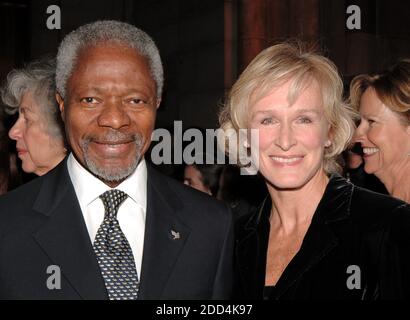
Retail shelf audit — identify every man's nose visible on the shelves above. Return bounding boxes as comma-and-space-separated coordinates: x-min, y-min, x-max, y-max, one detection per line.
97, 101, 130, 129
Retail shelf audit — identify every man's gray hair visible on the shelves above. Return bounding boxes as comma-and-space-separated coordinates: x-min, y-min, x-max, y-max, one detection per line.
1, 58, 64, 139
56, 20, 164, 99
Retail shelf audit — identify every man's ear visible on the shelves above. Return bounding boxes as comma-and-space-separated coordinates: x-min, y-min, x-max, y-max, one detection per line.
56, 92, 65, 122
156, 98, 161, 109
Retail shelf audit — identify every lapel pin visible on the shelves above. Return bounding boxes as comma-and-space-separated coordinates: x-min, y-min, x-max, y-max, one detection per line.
171, 230, 180, 240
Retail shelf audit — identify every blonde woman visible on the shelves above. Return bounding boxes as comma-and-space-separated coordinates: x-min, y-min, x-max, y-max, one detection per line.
351, 60, 410, 203
219, 43, 410, 299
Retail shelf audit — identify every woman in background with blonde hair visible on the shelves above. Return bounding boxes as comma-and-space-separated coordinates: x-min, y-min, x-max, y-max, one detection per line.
219, 42, 410, 299
351, 60, 410, 203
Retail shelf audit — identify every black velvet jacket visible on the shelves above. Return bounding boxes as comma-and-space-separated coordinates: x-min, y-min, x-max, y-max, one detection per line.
234, 175, 410, 299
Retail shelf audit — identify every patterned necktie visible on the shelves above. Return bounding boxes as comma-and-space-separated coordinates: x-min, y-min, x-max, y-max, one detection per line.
93, 189, 139, 300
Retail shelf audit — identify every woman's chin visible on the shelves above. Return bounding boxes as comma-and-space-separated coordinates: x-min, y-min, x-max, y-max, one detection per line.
267, 176, 307, 191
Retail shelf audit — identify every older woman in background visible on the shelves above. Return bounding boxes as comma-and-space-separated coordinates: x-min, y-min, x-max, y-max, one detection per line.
219, 43, 410, 299
1, 59, 66, 176
350, 60, 410, 203
0, 114, 10, 194
0, 109, 21, 194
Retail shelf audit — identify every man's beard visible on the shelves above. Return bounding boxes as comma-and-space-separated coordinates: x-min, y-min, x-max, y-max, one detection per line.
80, 131, 145, 183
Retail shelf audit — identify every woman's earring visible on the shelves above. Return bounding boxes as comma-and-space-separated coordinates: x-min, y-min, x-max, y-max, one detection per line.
325, 140, 332, 148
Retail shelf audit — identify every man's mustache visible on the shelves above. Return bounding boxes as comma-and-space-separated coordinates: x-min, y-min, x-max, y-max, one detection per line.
82, 131, 143, 145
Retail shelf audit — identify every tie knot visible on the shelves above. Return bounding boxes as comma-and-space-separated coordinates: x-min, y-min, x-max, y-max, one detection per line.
99, 189, 128, 220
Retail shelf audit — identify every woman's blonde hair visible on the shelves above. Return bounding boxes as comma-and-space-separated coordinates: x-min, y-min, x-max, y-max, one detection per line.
350, 59, 410, 126
219, 42, 356, 174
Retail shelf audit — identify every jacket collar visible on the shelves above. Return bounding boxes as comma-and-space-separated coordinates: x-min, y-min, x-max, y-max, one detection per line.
138, 165, 191, 299
32, 158, 108, 299
236, 174, 354, 299
31, 158, 190, 300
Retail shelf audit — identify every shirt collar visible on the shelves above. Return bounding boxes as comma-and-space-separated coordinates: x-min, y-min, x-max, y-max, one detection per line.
67, 153, 147, 211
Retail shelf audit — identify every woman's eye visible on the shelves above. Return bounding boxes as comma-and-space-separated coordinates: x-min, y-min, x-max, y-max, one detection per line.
261, 118, 273, 125
297, 116, 312, 124
368, 119, 375, 125
21, 114, 30, 123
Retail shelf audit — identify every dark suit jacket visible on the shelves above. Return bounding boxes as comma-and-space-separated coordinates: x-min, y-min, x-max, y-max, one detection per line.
0, 159, 233, 300
234, 174, 410, 299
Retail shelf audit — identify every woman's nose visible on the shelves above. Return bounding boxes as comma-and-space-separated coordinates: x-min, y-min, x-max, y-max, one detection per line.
8, 118, 23, 141
275, 124, 296, 151
354, 120, 367, 143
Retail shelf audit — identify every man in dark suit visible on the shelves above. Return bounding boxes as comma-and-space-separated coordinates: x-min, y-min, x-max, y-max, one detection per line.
0, 20, 233, 300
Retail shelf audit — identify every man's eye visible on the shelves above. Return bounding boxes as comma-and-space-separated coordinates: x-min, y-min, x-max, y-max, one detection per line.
129, 98, 147, 104
81, 97, 98, 104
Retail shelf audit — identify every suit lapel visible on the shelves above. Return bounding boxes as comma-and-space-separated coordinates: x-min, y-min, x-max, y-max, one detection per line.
273, 215, 339, 298
31, 159, 108, 299
138, 166, 191, 299
235, 197, 270, 299
235, 175, 353, 299
273, 175, 353, 298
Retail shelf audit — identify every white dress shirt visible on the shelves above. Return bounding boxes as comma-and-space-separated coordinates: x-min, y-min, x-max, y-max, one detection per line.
67, 153, 146, 276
